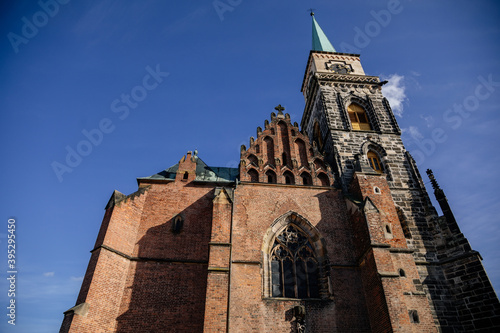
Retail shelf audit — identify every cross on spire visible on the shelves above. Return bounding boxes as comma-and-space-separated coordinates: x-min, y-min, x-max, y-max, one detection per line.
274, 104, 285, 113
308, 8, 315, 16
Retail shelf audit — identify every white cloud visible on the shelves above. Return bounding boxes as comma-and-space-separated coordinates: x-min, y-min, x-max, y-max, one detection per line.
70, 276, 84, 282
402, 126, 423, 141
382, 74, 407, 117
43, 272, 55, 277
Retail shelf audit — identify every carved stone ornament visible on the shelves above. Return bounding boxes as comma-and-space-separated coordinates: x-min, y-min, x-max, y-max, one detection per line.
327, 62, 353, 74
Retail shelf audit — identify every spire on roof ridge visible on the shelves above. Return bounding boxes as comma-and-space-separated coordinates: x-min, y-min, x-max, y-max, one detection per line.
311, 13, 336, 52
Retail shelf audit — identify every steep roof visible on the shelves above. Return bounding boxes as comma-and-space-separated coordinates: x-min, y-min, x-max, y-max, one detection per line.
311, 13, 336, 52
138, 154, 238, 183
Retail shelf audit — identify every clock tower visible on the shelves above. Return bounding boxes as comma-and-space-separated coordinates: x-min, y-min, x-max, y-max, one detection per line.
302, 13, 500, 332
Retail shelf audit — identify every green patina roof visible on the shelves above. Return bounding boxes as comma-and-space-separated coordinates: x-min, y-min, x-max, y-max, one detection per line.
311, 14, 336, 52
138, 155, 238, 183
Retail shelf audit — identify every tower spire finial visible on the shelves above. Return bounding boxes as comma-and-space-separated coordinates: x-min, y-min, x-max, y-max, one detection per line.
311, 13, 336, 52
426, 169, 441, 191
426, 169, 460, 233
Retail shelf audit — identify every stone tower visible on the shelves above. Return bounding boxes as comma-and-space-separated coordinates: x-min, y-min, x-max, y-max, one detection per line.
301, 13, 500, 332
60, 14, 500, 333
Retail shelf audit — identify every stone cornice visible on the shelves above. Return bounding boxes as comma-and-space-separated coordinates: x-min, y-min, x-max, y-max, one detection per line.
316, 73, 380, 85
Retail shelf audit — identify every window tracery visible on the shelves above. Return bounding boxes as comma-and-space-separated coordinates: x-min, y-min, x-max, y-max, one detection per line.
270, 224, 319, 298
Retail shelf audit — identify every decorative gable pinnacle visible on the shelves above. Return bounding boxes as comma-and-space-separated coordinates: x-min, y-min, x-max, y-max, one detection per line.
239, 106, 334, 187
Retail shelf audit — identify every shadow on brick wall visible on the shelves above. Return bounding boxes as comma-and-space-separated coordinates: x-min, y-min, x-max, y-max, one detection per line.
115, 188, 214, 332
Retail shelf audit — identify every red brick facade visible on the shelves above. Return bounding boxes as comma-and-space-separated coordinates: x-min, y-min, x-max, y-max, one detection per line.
60, 116, 441, 332
60, 46, 500, 331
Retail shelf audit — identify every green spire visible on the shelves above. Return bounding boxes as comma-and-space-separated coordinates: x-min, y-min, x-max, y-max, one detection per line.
311, 12, 336, 52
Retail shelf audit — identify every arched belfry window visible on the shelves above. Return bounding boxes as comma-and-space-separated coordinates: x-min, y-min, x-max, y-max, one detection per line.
348, 103, 372, 131
270, 224, 319, 298
367, 151, 383, 173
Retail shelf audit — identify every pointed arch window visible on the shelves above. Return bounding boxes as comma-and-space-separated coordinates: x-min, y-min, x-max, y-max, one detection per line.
270, 224, 319, 298
248, 168, 259, 182
348, 103, 372, 131
266, 170, 277, 184
295, 139, 308, 167
264, 136, 275, 165
317, 173, 330, 187
300, 172, 312, 186
171, 215, 184, 233
283, 171, 295, 185
367, 151, 383, 173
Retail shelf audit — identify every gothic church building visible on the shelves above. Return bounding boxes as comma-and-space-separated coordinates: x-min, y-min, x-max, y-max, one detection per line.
60, 15, 500, 332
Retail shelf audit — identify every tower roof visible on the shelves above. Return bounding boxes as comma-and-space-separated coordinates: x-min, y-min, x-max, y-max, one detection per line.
311, 13, 336, 52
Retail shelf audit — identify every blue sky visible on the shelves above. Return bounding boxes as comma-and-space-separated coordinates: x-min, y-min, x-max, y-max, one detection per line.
1, 1, 499, 332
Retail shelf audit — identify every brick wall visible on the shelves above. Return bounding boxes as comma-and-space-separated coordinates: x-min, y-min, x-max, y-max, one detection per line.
229, 183, 371, 332
115, 261, 208, 332
62, 155, 216, 332
349, 171, 437, 332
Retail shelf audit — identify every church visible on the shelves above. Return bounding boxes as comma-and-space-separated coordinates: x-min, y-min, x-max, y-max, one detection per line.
60, 14, 500, 332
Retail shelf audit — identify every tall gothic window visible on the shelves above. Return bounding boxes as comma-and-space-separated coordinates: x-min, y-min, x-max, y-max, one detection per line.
270, 224, 319, 298
348, 103, 372, 131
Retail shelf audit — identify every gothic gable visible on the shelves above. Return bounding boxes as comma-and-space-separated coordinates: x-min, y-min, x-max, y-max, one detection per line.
239, 106, 334, 186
